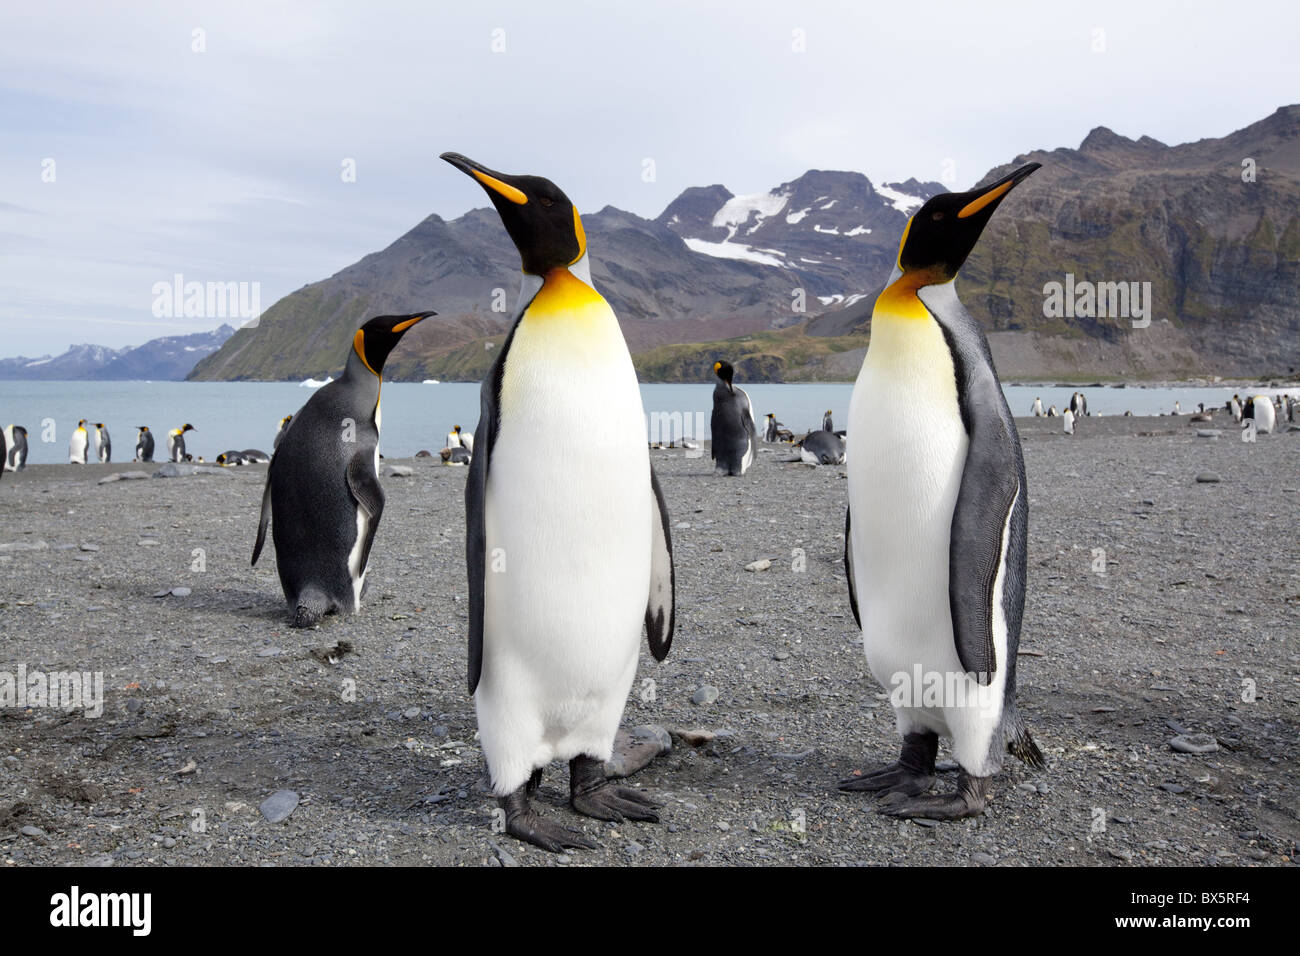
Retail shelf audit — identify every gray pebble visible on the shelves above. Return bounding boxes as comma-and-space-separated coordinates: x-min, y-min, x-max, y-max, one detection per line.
1194, 472, 1221, 483
19, 825, 47, 839
1169, 733, 1218, 754
403, 706, 421, 719
970, 851, 996, 865
260, 790, 300, 824
691, 685, 720, 706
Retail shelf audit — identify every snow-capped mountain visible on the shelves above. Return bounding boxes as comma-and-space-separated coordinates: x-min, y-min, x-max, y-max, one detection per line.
0, 325, 235, 380
656, 170, 944, 309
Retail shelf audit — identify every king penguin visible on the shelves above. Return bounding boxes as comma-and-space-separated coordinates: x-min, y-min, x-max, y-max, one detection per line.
2, 425, 27, 471
168, 424, 194, 463
252, 311, 435, 626
94, 423, 111, 463
710, 360, 758, 476
1030, 397, 1044, 417
274, 415, 293, 449
135, 426, 155, 463
442, 152, 675, 853
69, 420, 89, 464
840, 163, 1045, 820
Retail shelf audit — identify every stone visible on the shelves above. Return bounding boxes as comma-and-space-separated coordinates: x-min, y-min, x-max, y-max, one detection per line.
259, 790, 300, 824
691, 685, 720, 706
1169, 733, 1219, 754
745, 559, 772, 572
1194, 472, 1221, 483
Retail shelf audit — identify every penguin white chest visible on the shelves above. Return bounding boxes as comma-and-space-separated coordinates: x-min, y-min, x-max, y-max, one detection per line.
476, 275, 652, 790
847, 314, 969, 690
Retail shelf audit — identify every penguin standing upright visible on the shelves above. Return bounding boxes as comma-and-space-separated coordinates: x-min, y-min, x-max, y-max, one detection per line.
1246, 394, 1276, 434
446, 425, 474, 453
1070, 391, 1087, 418
2, 426, 27, 471
135, 426, 155, 462
93, 423, 111, 463
168, 424, 194, 462
710, 360, 758, 476
1030, 397, 1044, 417
763, 413, 780, 443
1063, 408, 1075, 435
69, 420, 89, 464
252, 312, 434, 626
840, 163, 1045, 820
274, 415, 293, 449
442, 152, 674, 852
823, 409, 835, 432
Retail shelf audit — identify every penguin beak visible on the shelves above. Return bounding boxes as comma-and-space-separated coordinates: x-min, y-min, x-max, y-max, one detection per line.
957, 162, 1041, 220
440, 153, 528, 205
392, 311, 436, 334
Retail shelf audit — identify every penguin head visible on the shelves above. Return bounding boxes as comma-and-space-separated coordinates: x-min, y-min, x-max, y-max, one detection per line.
352, 311, 437, 378
181, 424, 194, 433
279, 415, 291, 427
137, 426, 149, 433
441, 153, 585, 275
713, 360, 735, 391
95, 423, 105, 431
216, 454, 228, 466
453, 425, 461, 434
77, 419, 86, 429
895, 162, 1040, 285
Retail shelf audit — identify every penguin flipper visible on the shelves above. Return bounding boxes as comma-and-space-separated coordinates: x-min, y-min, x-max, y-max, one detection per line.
948, 375, 1021, 683
843, 506, 861, 629
345, 451, 385, 576
251, 465, 273, 566
645, 464, 675, 661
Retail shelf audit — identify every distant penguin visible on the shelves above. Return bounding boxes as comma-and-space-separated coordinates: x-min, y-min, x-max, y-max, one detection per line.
216, 451, 246, 466
93, 423, 111, 463
69, 420, 89, 463
274, 415, 293, 449
1063, 409, 1075, 434
3, 426, 27, 471
1246, 395, 1275, 434
442, 151, 673, 853
168, 424, 195, 462
0, 430, 5, 481
763, 413, 780, 443
252, 311, 435, 627
1030, 397, 1044, 417
1070, 391, 1087, 417
710, 360, 758, 476
1173, 401, 1181, 415
1229, 395, 1242, 423
135, 426, 155, 462
799, 429, 845, 465
822, 409, 834, 432
440, 445, 472, 466
1123, 410, 1132, 416
1046, 405, 1058, 418
842, 161, 1044, 820
241, 449, 270, 464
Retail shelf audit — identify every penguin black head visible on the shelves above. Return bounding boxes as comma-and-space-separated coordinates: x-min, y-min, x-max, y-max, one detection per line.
77, 419, 86, 428
137, 426, 149, 433
352, 311, 437, 378
95, 423, 105, 430
895, 162, 1040, 285
713, 360, 736, 392
441, 153, 585, 275
180, 423, 195, 433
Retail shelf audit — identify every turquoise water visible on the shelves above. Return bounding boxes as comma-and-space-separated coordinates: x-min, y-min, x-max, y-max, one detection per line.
0, 380, 1285, 466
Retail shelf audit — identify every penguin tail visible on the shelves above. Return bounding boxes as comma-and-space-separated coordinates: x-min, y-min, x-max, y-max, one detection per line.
1007, 723, 1046, 770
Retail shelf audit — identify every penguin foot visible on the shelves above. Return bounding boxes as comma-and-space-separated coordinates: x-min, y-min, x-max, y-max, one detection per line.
569, 755, 662, 824
500, 789, 596, 853
877, 771, 989, 820
292, 604, 322, 628
837, 765, 935, 796
837, 731, 938, 795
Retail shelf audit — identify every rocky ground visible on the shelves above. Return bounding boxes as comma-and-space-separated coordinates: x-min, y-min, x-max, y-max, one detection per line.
0, 414, 1296, 867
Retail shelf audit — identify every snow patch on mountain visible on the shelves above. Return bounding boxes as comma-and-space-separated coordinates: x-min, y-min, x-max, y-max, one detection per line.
683, 237, 785, 267
712, 190, 790, 234
875, 183, 924, 214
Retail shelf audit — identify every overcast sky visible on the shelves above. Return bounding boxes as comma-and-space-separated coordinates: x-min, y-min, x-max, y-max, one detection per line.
2, 0, 1296, 356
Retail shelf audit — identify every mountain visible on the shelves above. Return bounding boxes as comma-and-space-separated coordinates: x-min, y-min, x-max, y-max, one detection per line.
0, 325, 236, 381
192, 106, 1300, 382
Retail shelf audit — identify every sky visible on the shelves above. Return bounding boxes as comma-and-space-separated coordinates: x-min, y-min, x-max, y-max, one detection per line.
1, 0, 1297, 357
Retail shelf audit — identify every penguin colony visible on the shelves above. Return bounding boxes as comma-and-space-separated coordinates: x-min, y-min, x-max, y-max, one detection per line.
9, 151, 1294, 856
